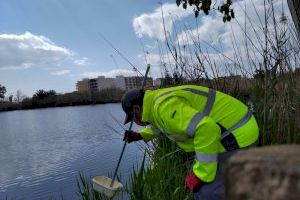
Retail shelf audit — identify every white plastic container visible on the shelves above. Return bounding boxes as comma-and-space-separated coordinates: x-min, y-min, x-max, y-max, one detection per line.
92, 176, 123, 198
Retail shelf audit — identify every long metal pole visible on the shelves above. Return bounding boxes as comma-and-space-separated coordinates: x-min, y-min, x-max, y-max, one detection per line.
110, 64, 150, 187
100, 34, 143, 77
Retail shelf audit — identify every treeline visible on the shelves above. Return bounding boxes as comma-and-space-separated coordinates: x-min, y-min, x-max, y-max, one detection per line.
0, 88, 125, 112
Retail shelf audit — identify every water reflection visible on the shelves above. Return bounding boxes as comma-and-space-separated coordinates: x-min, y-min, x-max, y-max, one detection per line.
0, 104, 144, 199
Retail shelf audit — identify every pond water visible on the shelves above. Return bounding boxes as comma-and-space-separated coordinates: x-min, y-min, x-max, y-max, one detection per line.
0, 104, 145, 199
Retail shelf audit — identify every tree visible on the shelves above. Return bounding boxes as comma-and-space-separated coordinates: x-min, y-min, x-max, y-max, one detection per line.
15, 90, 25, 103
33, 89, 57, 100
47, 90, 57, 96
8, 94, 13, 102
175, 0, 234, 22
33, 89, 48, 99
0, 84, 6, 99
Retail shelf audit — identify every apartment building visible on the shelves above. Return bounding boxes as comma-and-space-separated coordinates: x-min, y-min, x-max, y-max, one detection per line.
76, 75, 153, 93
89, 78, 98, 94
124, 76, 153, 91
288, 0, 300, 39
96, 76, 116, 90
76, 79, 90, 93
115, 75, 126, 90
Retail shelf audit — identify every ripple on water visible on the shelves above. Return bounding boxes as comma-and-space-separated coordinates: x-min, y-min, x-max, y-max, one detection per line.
0, 104, 145, 199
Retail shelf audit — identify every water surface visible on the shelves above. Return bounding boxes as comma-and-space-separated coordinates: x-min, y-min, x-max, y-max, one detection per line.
0, 104, 145, 199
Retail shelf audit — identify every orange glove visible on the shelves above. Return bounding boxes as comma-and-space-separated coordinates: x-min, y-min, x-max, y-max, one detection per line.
123, 130, 143, 143
185, 172, 204, 193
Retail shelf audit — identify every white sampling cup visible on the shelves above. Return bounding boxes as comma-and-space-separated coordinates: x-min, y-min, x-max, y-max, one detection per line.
92, 176, 123, 198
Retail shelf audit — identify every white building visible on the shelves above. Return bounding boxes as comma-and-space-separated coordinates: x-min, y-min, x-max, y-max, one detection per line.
96, 76, 116, 90
115, 75, 126, 90
76, 75, 153, 93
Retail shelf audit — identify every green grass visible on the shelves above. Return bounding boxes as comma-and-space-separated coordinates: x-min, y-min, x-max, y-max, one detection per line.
77, 136, 194, 200
128, 136, 194, 200
76, 80, 300, 199
77, 172, 114, 200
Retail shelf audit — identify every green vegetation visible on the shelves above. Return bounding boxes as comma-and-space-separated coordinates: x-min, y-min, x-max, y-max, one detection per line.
0, 88, 125, 112
33, 89, 57, 99
162, 0, 300, 145
175, 0, 234, 21
77, 172, 111, 200
128, 136, 194, 200
2, 1, 299, 199
77, 0, 300, 199
0, 83, 6, 99
77, 136, 194, 200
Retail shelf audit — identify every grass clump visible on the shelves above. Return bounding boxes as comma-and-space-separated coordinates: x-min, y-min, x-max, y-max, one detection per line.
77, 172, 112, 200
77, 136, 194, 200
128, 136, 194, 200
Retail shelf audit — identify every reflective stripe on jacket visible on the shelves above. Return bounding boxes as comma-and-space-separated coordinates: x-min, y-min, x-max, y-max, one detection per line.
139, 85, 259, 183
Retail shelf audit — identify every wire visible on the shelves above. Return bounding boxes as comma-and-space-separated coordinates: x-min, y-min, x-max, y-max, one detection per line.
99, 33, 144, 77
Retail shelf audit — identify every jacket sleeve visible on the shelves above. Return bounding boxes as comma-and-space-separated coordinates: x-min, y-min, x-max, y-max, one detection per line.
139, 126, 161, 142
192, 116, 220, 182
155, 96, 221, 183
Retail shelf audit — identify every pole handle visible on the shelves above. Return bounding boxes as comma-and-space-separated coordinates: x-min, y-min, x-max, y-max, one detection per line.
110, 65, 151, 187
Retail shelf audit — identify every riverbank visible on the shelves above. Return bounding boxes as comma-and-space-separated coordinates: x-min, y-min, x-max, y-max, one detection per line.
0, 88, 124, 112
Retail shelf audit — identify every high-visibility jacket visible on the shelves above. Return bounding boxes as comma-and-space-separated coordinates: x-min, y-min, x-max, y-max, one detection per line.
139, 85, 259, 183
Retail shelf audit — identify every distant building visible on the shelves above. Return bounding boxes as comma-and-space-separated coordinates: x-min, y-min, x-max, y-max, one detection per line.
96, 76, 116, 90
115, 75, 126, 90
153, 78, 163, 88
124, 76, 153, 91
76, 79, 90, 93
76, 75, 153, 93
89, 78, 98, 94
288, 0, 300, 39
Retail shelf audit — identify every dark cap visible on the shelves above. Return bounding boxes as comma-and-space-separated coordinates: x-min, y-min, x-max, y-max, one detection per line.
121, 89, 144, 124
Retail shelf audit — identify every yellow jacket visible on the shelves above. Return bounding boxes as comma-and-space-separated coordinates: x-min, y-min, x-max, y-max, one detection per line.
139, 85, 259, 182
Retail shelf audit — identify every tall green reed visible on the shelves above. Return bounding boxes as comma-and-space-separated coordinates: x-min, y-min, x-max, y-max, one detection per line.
156, 0, 300, 145
128, 135, 194, 200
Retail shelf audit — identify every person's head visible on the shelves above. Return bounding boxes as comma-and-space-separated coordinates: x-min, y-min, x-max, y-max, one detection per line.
121, 89, 148, 126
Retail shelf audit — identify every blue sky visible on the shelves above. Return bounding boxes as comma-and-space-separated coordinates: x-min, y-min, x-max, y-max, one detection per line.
0, 0, 294, 97
0, 0, 165, 96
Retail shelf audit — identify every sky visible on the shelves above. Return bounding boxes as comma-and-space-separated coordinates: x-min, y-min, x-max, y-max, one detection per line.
0, 0, 295, 97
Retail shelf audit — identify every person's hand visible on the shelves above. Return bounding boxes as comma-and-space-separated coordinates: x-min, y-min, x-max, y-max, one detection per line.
123, 130, 143, 143
185, 172, 204, 193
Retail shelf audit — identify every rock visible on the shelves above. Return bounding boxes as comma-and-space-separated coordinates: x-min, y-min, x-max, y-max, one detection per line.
224, 145, 300, 200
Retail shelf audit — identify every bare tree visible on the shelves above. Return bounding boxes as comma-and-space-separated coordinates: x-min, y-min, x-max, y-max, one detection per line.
157, 0, 300, 144
15, 90, 25, 103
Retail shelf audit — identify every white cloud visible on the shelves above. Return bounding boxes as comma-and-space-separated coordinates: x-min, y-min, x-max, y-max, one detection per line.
133, 3, 193, 41
81, 69, 138, 78
139, 52, 175, 66
176, 0, 288, 48
0, 32, 73, 69
74, 57, 89, 66
51, 70, 71, 76
176, 15, 224, 45
218, 0, 293, 66
137, 0, 298, 78
145, 41, 158, 50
